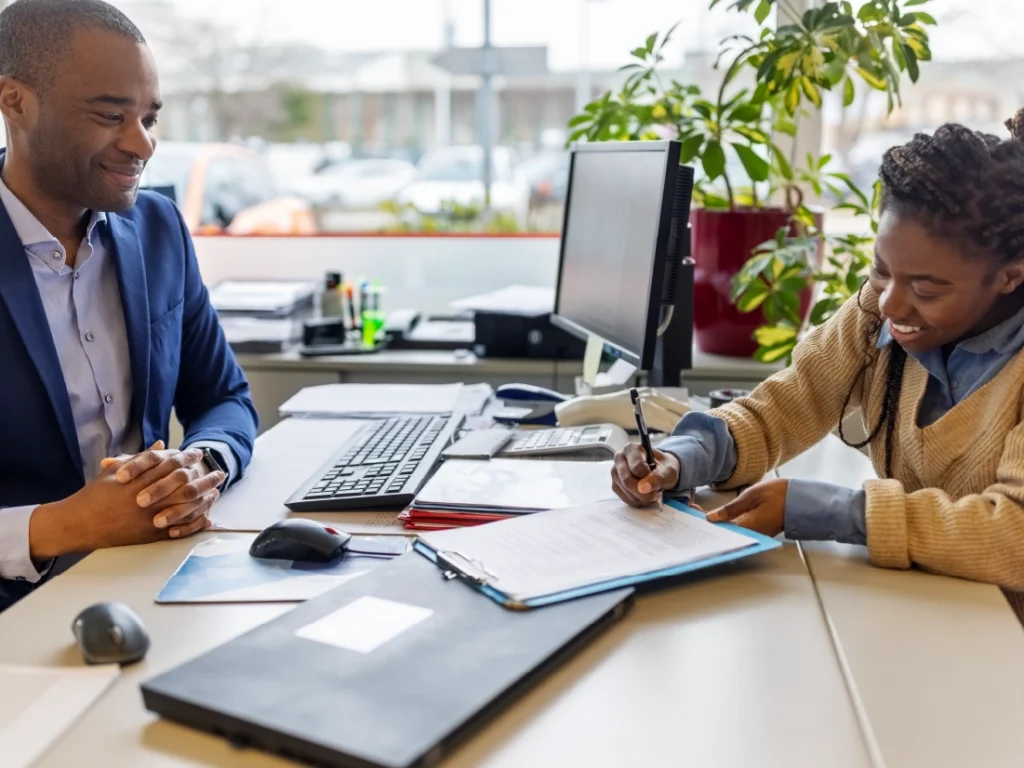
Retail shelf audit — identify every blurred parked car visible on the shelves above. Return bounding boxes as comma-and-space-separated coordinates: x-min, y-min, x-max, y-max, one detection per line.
141, 142, 317, 235
519, 151, 570, 209
395, 145, 530, 223
293, 158, 417, 209
262, 142, 330, 193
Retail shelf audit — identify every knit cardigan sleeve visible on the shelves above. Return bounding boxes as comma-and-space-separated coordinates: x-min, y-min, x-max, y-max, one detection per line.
707, 288, 880, 491
865, 427, 1024, 591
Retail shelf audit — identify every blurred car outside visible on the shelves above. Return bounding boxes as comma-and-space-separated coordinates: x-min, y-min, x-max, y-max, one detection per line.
140, 141, 317, 235
395, 145, 530, 225
293, 158, 417, 209
519, 150, 570, 210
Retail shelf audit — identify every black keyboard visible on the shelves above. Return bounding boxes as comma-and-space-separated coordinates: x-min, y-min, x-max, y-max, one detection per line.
285, 414, 461, 511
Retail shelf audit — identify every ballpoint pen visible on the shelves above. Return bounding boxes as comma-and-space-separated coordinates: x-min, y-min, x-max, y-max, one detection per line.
629, 387, 656, 470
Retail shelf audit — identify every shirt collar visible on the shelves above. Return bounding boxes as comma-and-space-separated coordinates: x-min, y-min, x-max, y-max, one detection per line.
876, 303, 1024, 356
0, 170, 106, 248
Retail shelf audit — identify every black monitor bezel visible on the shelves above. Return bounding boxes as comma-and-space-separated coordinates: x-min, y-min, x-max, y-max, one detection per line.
550, 139, 683, 369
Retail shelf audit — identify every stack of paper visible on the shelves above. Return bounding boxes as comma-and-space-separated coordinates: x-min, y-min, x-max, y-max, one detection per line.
279, 383, 464, 419
403, 458, 618, 530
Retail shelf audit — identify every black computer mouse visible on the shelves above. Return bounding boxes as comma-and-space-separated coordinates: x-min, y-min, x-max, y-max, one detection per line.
249, 518, 352, 563
72, 601, 150, 666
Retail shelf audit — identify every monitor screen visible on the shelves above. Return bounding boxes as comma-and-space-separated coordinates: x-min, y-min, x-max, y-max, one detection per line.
555, 145, 671, 360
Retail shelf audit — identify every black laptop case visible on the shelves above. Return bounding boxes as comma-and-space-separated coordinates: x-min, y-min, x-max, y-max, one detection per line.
141, 552, 633, 768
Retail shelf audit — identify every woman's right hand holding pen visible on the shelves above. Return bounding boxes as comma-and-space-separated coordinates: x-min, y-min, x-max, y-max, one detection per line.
612, 443, 681, 507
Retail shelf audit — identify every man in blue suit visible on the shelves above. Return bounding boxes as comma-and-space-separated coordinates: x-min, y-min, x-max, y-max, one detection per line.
0, 0, 258, 611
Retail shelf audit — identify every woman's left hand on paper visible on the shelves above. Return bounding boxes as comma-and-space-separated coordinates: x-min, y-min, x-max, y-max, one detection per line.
706, 479, 788, 537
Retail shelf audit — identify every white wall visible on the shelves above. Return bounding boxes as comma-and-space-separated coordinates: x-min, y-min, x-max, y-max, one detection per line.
192, 235, 562, 312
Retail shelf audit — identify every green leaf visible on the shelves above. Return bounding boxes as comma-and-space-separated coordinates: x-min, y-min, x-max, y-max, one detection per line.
904, 0, 931, 5
658, 21, 681, 51
631, 47, 648, 61
845, 269, 865, 293
745, 250, 776, 277
818, 153, 833, 169
809, 297, 840, 326
780, 276, 809, 293
778, 290, 802, 324
736, 280, 771, 312
775, 117, 798, 137
857, 4, 886, 22
702, 140, 726, 181
733, 144, 771, 182
907, 11, 937, 24
763, 293, 783, 323
699, 191, 732, 209
692, 101, 713, 120
856, 67, 887, 91
756, 50, 782, 83
734, 125, 770, 144
901, 43, 920, 81
754, 324, 798, 348
679, 133, 704, 163
785, 81, 800, 114
754, 338, 798, 364
729, 103, 762, 123
843, 76, 855, 107
567, 114, 591, 127
754, 0, 772, 24
772, 146, 794, 181
800, 77, 822, 107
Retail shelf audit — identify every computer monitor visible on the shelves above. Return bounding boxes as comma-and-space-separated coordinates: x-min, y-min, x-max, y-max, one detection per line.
550, 140, 695, 387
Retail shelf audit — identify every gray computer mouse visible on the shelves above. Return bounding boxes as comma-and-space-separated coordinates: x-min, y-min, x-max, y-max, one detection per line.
249, 518, 352, 563
72, 601, 150, 666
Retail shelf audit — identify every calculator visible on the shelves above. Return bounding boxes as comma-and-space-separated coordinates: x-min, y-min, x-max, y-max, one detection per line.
500, 424, 629, 460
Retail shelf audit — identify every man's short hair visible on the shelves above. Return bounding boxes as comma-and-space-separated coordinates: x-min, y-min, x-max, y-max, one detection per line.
0, 0, 146, 91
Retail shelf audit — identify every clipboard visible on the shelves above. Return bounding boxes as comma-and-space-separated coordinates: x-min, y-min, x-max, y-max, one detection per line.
412, 500, 781, 610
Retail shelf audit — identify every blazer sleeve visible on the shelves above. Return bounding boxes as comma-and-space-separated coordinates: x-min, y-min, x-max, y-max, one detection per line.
168, 203, 258, 478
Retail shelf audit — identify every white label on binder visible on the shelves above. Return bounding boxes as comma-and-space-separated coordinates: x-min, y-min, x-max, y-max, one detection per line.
296, 596, 433, 654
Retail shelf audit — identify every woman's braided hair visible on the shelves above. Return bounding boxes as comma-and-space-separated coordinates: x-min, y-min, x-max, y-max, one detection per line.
837, 108, 1024, 476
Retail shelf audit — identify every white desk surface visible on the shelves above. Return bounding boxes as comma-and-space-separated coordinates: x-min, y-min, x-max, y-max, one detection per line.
779, 435, 1024, 768
0, 420, 871, 768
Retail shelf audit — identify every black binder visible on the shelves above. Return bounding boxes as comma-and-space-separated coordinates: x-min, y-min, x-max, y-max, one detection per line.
141, 552, 633, 768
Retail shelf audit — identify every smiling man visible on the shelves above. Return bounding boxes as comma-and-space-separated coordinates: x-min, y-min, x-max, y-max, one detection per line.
0, 0, 257, 611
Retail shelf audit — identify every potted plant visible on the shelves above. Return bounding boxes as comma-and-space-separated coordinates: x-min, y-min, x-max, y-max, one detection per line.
567, 0, 935, 357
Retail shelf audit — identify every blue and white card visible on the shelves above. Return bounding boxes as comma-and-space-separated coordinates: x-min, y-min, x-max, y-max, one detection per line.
156, 535, 403, 604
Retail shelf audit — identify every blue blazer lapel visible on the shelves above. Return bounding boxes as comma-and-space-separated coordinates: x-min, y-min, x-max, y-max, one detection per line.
107, 215, 151, 441
0, 201, 82, 472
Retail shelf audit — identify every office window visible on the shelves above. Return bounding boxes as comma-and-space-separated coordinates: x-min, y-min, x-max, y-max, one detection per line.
116, 0, 757, 236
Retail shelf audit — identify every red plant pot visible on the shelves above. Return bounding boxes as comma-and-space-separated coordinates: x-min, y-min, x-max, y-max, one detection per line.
691, 207, 819, 358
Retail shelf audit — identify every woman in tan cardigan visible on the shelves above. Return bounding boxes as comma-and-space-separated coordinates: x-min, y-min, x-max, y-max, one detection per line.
613, 111, 1024, 618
